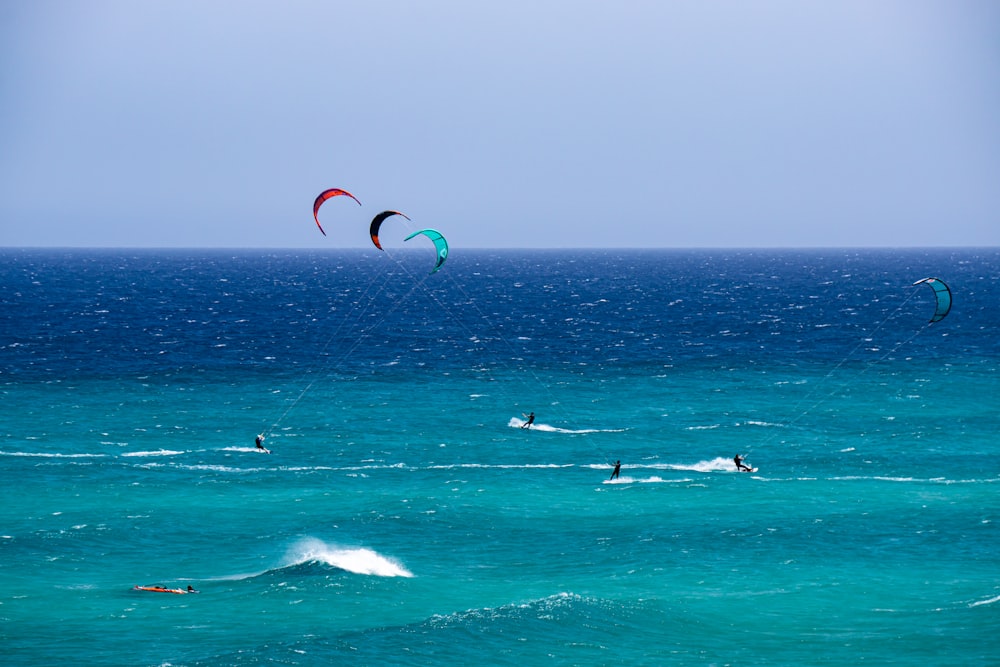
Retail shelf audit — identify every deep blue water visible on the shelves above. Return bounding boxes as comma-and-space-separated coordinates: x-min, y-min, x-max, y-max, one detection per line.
2, 248, 999, 665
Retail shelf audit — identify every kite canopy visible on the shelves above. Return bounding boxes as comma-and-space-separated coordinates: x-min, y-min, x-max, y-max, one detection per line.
912, 277, 952, 323
403, 228, 449, 273
369, 210, 411, 250
313, 188, 361, 236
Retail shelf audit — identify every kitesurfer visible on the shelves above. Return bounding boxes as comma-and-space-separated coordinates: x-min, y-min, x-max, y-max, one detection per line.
734, 454, 751, 472
134, 585, 196, 594
255, 434, 269, 454
610, 460, 621, 480
521, 412, 535, 429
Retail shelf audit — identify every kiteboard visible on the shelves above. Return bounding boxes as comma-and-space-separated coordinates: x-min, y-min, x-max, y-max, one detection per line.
741, 468, 758, 473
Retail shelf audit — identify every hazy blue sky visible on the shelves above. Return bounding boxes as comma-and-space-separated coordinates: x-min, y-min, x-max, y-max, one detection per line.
2, 1, 998, 249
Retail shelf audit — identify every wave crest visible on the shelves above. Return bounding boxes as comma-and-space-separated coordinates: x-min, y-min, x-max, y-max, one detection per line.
282, 537, 413, 578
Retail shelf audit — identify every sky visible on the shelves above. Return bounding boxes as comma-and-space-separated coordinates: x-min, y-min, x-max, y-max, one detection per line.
1, 0, 998, 249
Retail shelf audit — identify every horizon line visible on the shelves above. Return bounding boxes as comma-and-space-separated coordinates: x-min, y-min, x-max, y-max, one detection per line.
2, 245, 997, 252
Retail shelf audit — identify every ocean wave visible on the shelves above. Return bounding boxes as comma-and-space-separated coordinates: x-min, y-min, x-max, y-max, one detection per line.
133, 461, 257, 474
586, 458, 749, 474
603, 475, 694, 485
424, 591, 648, 635
180, 464, 257, 473
121, 449, 184, 457
647, 457, 747, 473
279, 537, 413, 578
430, 463, 574, 470
298, 592, 654, 663
0, 450, 107, 459
832, 476, 997, 485
429, 592, 585, 627
969, 594, 1000, 608
686, 420, 782, 431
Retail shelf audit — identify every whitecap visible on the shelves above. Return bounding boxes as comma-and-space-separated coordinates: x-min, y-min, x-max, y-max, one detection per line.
283, 537, 413, 578
603, 476, 693, 485
507, 417, 623, 434
0, 451, 106, 459
970, 595, 1000, 608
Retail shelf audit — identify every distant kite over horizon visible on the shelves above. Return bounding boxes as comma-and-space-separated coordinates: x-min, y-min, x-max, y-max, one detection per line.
912, 277, 952, 323
404, 229, 449, 274
369, 210, 411, 250
313, 188, 361, 236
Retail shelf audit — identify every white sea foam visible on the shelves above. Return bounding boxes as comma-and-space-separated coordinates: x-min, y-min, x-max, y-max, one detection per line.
661, 457, 747, 473
180, 464, 254, 473
0, 450, 106, 458
430, 463, 572, 470
604, 475, 693, 484
969, 595, 1000, 608
283, 537, 413, 578
507, 417, 624, 434
591, 458, 750, 475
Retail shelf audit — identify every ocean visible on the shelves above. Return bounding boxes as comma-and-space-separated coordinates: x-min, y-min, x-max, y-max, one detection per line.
1, 247, 998, 666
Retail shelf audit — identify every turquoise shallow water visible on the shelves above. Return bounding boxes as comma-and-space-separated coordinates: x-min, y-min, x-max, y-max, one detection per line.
2, 248, 998, 665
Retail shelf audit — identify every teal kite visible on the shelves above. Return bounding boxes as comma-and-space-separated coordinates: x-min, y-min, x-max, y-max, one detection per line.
912, 277, 952, 323
404, 229, 449, 274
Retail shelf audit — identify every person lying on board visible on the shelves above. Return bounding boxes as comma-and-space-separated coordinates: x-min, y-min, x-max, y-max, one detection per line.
134, 585, 198, 594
